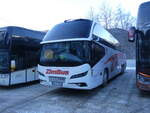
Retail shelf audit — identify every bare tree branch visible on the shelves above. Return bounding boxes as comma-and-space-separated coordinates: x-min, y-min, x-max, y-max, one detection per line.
86, 3, 136, 30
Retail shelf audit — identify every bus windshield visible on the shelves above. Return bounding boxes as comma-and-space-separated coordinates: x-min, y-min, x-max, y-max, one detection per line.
40, 41, 91, 67
0, 50, 9, 71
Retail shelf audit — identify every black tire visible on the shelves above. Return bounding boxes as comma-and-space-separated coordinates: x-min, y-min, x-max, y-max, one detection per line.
102, 69, 109, 87
139, 89, 149, 94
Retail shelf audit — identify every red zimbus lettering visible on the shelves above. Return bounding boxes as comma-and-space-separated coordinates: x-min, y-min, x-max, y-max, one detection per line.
46, 69, 69, 75
46, 69, 49, 74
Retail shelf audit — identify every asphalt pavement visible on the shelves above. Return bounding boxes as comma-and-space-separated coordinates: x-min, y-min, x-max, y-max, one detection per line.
0, 60, 149, 113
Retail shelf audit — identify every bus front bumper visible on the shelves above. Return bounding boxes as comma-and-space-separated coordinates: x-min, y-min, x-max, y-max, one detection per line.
40, 78, 94, 90
63, 82, 93, 90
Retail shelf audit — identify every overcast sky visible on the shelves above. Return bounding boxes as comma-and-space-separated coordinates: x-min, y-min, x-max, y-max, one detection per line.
0, 0, 149, 31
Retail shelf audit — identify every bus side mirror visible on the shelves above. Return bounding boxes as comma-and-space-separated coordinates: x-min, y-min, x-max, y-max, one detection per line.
11, 60, 16, 71
128, 27, 136, 42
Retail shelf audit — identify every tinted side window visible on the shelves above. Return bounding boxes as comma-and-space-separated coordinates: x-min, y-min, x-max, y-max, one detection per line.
11, 49, 39, 70
138, 30, 150, 65
11, 49, 26, 70
0, 31, 6, 48
11, 36, 40, 71
91, 42, 105, 66
92, 35, 116, 50
26, 51, 39, 68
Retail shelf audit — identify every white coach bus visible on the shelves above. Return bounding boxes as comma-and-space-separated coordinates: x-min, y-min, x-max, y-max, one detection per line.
38, 19, 126, 90
0, 26, 46, 86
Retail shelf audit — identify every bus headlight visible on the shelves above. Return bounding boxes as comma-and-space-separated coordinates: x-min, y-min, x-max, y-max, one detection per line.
70, 71, 88, 79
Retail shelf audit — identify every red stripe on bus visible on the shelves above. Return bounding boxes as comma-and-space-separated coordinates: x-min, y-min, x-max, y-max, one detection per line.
104, 53, 122, 72
104, 54, 117, 64
139, 72, 150, 78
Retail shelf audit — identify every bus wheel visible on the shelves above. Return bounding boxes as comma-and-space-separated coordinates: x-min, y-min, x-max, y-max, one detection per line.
102, 70, 109, 87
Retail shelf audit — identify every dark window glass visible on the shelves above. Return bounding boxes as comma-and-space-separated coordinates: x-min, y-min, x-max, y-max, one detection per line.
137, 30, 150, 74
91, 42, 105, 66
26, 51, 39, 68
0, 31, 6, 48
11, 36, 40, 71
138, 30, 150, 66
40, 41, 91, 67
43, 20, 92, 41
11, 36, 41, 50
11, 48, 39, 70
0, 50, 9, 72
0, 31, 4, 42
11, 48, 26, 70
92, 35, 116, 50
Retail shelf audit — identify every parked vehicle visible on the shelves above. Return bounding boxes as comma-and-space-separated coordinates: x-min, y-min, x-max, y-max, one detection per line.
128, 2, 150, 91
0, 26, 46, 86
38, 19, 126, 90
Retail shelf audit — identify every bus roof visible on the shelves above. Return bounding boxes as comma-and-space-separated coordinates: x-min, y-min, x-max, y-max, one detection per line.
0, 26, 46, 40
42, 19, 119, 47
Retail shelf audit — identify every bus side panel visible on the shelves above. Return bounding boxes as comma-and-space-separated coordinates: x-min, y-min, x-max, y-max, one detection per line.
91, 57, 107, 87
35, 67, 39, 80
113, 51, 122, 76
27, 67, 36, 82
91, 64, 103, 87
103, 49, 121, 80
103, 48, 117, 79
10, 70, 26, 85
0, 74, 10, 86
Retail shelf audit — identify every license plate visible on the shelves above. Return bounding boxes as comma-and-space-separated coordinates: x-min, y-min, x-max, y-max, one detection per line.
52, 81, 63, 87
49, 77, 65, 82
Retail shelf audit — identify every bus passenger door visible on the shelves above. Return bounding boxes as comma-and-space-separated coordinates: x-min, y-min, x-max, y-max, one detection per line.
27, 67, 36, 82
35, 67, 39, 80
26, 51, 37, 82
10, 57, 26, 85
91, 42, 105, 85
